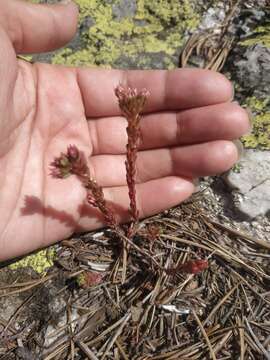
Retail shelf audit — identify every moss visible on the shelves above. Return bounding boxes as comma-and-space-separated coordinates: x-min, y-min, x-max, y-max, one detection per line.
240, 25, 270, 48
245, 96, 269, 112
242, 112, 270, 149
76, 272, 86, 287
52, 0, 200, 68
17, 55, 33, 63
52, 48, 104, 67
241, 96, 270, 150
232, 163, 243, 173
9, 248, 55, 275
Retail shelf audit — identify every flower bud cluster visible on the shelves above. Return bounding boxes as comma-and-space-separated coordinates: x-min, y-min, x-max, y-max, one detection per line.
115, 85, 150, 118
51, 145, 118, 229
50, 145, 89, 181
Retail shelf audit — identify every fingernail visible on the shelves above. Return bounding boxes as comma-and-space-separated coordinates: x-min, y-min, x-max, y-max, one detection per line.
232, 139, 244, 160
193, 178, 200, 192
230, 83, 235, 101
246, 107, 254, 134
232, 102, 253, 135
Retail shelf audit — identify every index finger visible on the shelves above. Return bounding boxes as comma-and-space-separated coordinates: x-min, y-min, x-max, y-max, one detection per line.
76, 68, 233, 117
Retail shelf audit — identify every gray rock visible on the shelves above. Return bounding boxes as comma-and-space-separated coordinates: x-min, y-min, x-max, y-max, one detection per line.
112, 0, 137, 20
236, 9, 265, 38
199, 6, 226, 32
234, 45, 270, 96
244, 0, 269, 7
43, 305, 78, 349
224, 149, 270, 218
115, 51, 178, 70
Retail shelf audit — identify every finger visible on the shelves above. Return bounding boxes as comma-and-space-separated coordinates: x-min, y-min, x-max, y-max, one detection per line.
0, 29, 17, 104
77, 68, 233, 117
78, 177, 194, 229
89, 141, 239, 187
0, 0, 78, 53
89, 102, 250, 155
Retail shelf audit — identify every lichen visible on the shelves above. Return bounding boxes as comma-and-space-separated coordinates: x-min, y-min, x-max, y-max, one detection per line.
18, 55, 33, 62
245, 96, 269, 112
76, 272, 86, 287
232, 163, 243, 173
240, 25, 270, 48
9, 248, 55, 275
52, 48, 103, 67
52, 0, 200, 68
241, 96, 270, 150
76, 271, 104, 288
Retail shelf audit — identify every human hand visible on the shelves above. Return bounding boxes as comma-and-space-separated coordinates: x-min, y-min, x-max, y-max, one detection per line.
0, 0, 250, 261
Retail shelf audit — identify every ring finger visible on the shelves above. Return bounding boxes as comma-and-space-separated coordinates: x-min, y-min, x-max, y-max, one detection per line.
89, 140, 240, 187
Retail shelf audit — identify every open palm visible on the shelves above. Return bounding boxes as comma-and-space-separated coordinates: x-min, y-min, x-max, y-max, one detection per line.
0, 0, 250, 261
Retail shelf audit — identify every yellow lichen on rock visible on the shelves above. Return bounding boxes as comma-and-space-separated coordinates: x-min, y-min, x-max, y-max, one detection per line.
9, 248, 55, 275
52, 0, 200, 68
241, 25, 270, 48
242, 96, 270, 150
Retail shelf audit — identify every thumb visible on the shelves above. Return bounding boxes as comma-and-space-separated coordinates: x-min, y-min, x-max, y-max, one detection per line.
0, 0, 78, 53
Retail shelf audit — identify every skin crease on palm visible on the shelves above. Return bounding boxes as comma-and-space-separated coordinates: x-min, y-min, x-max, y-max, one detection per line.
0, 0, 251, 262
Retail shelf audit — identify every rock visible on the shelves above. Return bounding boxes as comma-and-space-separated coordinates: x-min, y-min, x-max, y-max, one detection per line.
244, 0, 269, 7
224, 149, 270, 218
115, 51, 177, 70
112, 0, 137, 20
234, 45, 270, 96
236, 9, 265, 38
198, 5, 226, 32
43, 305, 78, 349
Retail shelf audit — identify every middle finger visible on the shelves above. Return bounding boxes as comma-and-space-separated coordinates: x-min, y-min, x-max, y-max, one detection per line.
89, 140, 239, 187
89, 102, 250, 155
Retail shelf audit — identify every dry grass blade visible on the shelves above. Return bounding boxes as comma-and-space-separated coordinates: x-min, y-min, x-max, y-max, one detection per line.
100, 312, 131, 360
0, 273, 57, 296
192, 309, 217, 360
180, 0, 240, 71
121, 242, 128, 284
244, 317, 270, 359
43, 343, 69, 360
207, 218, 270, 250
115, 339, 129, 360
202, 283, 240, 327
212, 330, 232, 354
76, 341, 99, 360
1, 190, 269, 359
0, 269, 83, 298
237, 316, 246, 360
230, 268, 270, 305
67, 299, 75, 360
0, 290, 36, 337
86, 313, 129, 347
